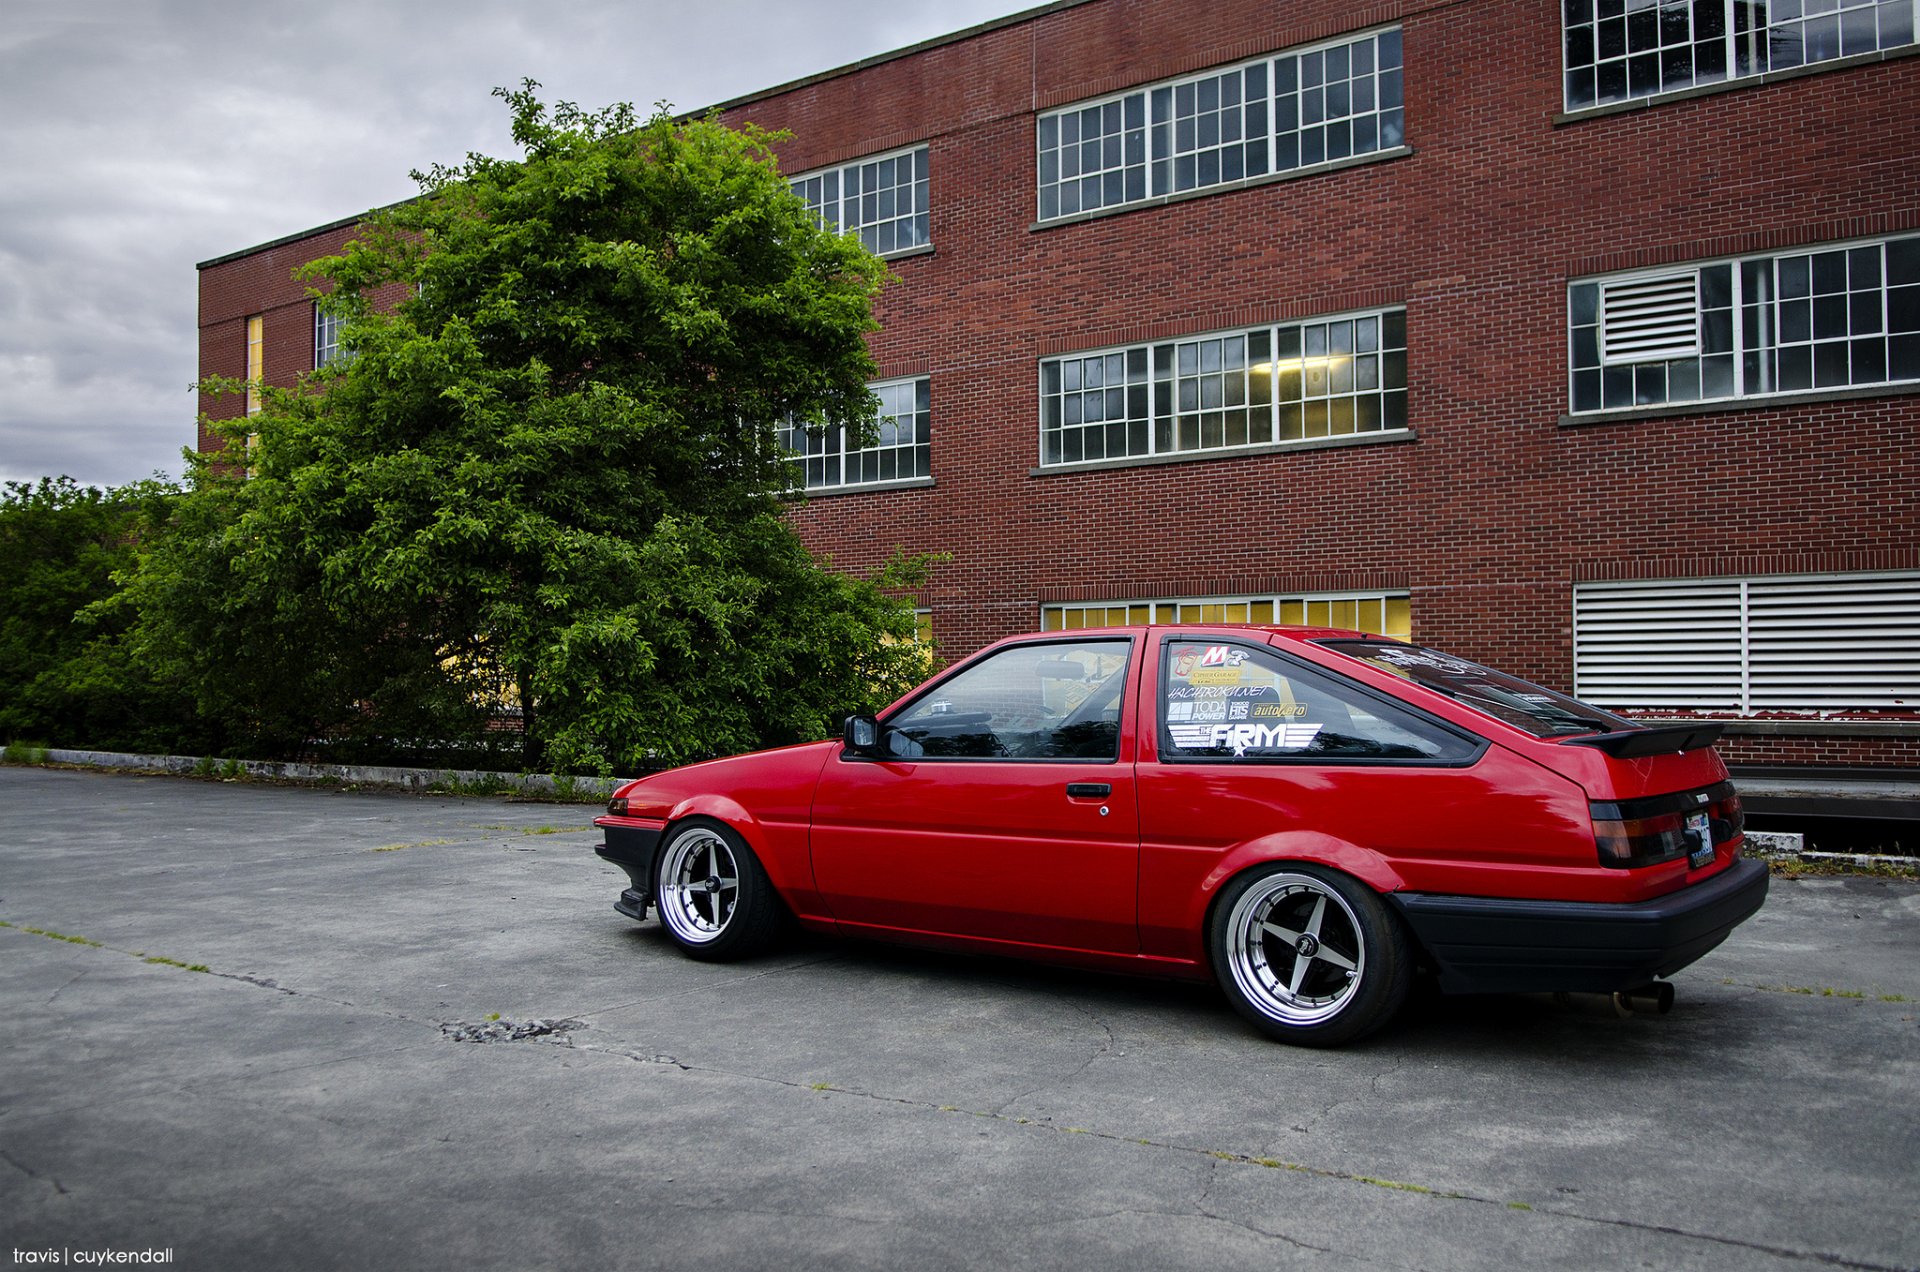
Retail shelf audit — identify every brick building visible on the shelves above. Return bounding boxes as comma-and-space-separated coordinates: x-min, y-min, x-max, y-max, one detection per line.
198, 0, 1920, 803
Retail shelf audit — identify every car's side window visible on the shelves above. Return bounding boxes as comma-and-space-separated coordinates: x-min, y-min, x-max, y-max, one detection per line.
1159, 639, 1479, 763
889, 639, 1131, 760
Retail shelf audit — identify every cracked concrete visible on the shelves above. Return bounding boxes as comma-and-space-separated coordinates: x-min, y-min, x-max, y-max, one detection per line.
1, 763, 1916, 1271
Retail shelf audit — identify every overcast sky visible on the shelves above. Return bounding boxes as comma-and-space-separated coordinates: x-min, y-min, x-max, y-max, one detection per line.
0, 0, 1033, 490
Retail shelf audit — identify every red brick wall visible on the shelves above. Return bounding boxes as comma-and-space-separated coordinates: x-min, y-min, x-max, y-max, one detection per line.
195, 0, 1920, 767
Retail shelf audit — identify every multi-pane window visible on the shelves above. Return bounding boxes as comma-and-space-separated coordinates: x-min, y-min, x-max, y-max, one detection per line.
779, 377, 931, 491
790, 145, 930, 257
314, 306, 344, 368
1569, 234, 1920, 412
1573, 571, 1920, 711
1043, 593, 1411, 641
1038, 28, 1403, 221
1041, 311, 1408, 465
1563, 0, 1918, 111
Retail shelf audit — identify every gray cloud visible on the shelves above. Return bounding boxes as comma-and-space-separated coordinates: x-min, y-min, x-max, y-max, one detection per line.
0, 0, 1028, 488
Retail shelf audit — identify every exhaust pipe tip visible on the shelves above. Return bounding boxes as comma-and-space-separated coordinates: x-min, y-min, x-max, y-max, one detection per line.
1612, 982, 1675, 1016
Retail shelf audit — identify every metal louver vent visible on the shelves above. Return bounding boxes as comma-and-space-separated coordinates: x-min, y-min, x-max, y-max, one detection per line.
1599, 273, 1700, 364
1747, 575, 1920, 710
1574, 580, 1744, 710
1574, 572, 1920, 713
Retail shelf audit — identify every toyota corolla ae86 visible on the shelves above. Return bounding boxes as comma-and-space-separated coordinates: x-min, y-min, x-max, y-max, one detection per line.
591, 626, 1767, 1046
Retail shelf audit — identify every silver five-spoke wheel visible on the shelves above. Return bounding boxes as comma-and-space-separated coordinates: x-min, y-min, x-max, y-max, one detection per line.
658, 826, 740, 946
1224, 874, 1365, 1026
1209, 863, 1410, 1046
653, 818, 783, 961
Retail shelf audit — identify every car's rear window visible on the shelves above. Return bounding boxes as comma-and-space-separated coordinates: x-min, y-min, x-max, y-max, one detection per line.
1317, 639, 1635, 738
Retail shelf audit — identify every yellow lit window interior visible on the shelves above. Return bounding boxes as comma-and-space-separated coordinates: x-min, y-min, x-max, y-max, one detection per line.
245, 316, 264, 416
1048, 593, 1410, 640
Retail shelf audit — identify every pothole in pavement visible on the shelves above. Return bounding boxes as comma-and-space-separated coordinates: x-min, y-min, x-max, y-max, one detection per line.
441, 1017, 582, 1044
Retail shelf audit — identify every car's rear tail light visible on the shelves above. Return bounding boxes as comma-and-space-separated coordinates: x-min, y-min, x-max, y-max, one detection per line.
1591, 781, 1741, 869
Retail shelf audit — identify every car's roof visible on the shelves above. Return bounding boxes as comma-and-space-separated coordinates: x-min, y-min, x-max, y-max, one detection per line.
1032, 624, 1386, 643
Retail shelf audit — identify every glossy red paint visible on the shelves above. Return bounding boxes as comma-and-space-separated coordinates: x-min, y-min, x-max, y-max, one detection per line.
592, 625, 1764, 1001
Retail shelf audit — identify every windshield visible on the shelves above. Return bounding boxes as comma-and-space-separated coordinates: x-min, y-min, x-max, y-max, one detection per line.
1317, 640, 1635, 738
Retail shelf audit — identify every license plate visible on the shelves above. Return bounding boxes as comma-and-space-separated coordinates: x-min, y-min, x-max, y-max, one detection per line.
1686, 811, 1715, 868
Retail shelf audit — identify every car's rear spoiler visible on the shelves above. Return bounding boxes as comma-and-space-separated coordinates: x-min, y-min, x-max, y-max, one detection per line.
1559, 723, 1725, 758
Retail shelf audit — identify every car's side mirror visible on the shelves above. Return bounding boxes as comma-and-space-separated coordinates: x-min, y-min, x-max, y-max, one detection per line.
844, 714, 880, 754
842, 714, 924, 761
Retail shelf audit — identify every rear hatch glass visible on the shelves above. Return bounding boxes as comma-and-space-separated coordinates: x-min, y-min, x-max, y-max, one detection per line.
1317, 639, 1635, 739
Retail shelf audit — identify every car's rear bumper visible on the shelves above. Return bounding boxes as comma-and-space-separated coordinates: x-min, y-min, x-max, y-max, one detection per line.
1387, 856, 1769, 995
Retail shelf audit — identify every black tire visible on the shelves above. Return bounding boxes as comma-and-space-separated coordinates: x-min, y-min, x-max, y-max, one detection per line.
652, 817, 784, 962
1208, 862, 1411, 1047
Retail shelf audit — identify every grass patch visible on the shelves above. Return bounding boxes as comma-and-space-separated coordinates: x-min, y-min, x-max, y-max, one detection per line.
7, 922, 207, 974
2, 741, 50, 765
143, 956, 209, 972
21, 926, 101, 947
372, 837, 458, 852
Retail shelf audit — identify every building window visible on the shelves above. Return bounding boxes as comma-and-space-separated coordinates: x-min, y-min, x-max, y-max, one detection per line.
1563, 0, 1918, 111
1043, 592, 1411, 641
1037, 28, 1403, 222
1041, 310, 1407, 465
780, 377, 931, 491
1570, 234, 1920, 412
1573, 571, 1920, 711
314, 306, 345, 368
244, 315, 264, 416
790, 145, 930, 258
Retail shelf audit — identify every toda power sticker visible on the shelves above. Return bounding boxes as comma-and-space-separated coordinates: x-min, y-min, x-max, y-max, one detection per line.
1167, 722, 1324, 755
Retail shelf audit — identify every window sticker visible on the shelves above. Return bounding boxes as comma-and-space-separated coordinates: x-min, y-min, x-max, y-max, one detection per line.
1168, 684, 1268, 699
1367, 647, 1478, 674
1172, 645, 1248, 677
1168, 722, 1324, 756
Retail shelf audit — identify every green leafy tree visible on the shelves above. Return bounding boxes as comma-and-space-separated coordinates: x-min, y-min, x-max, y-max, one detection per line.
0, 476, 197, 752
129, 84, 932, 771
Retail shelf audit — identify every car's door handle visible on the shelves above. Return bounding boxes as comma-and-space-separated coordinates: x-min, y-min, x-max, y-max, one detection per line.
1065, 782, 1111, 799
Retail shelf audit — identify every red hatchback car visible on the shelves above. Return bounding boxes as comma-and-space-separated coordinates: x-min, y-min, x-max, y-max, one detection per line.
593, 626, 1768, 1046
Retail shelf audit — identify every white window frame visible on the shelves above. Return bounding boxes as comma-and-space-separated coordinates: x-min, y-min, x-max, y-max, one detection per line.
1573, 571, 1920, 712
1040, 309, 1408, 467
314, 305, 344, 368
788, 144, 931, 259
1037, 26, 1405, 223
1569, 232, 1920, 414
780, 376, 931, 493
1563, 0, 1919, 112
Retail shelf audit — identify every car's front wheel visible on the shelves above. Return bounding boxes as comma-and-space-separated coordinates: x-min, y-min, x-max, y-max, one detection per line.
653, 818, 782, 962
1209, 863, 1410, 1047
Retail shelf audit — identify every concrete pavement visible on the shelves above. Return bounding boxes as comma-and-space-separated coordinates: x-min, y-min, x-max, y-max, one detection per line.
1, 764, 1916, 1271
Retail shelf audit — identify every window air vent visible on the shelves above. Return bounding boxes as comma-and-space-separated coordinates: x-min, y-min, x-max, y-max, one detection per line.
1599, 273, 1700, 364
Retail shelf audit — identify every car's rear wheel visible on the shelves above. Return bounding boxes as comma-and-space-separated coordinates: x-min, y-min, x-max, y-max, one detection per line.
654, 818, 782, 962
1209, 863, 1410, 1047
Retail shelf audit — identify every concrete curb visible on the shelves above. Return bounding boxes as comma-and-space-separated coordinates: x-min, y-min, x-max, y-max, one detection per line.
31, 748, 627, 802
